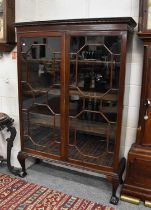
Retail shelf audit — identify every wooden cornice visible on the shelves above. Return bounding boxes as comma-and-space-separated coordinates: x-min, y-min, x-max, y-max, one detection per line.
15, 17, 136, 31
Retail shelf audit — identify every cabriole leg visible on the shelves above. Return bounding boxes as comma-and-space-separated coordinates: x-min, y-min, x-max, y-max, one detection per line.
17, 152, 28, 177
108, 157, 126, 205
110, 180, 119, 205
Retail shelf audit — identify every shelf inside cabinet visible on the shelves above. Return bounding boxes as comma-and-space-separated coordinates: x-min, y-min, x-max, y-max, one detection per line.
28, 113, 60, 127
23, 58, 119, 65
21, 58, 52, 64
69, 89, 118, 101
23, 86, 60, 96
70, 59, 119, 65
101, 106, 117, 113
69, 118, 116, 137
24, 87, 118, 101
27, 112, 116, 137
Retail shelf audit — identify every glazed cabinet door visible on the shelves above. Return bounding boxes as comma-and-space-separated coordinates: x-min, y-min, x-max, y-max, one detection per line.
18, 32, 65, 159
67, 33, 125, 169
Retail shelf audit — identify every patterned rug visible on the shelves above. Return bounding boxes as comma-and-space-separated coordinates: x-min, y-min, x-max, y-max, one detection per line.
0, 173, 114, 210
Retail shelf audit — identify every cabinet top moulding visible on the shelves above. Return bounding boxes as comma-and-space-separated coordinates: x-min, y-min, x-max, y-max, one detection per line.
15, 17, 136, 32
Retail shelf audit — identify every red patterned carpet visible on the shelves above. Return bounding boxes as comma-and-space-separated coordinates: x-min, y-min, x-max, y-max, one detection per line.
0, 173, 114, 210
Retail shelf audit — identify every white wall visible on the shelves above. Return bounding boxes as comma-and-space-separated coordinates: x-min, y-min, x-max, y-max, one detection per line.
0, 50, 20, 166
120, 34, 144, 158
0, 0, 143, 167
16, 0, 139, 23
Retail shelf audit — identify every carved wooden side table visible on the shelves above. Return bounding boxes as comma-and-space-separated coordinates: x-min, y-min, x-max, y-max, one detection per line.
0, 113, 20, 175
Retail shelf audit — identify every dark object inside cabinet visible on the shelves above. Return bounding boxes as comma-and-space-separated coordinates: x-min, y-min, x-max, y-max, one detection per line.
16, 17, 136, 205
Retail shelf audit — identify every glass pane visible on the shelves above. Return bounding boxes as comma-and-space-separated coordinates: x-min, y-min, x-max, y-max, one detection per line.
68, 35, 121, 167
20, 36, 61, 156
0, 0, 4, 40
147, 0, 151, 29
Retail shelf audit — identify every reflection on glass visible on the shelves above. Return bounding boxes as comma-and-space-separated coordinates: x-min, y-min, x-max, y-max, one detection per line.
0, 0, 4, 40
20, 36, 61, 156
68, 36, 121, 167
147, 0, 151, 29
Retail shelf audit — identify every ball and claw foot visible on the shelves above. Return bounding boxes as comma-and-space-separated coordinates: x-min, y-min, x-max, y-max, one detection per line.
110, 195, 119, 205
0, 159, 7, 166
11, 167, 27, 177
18, 171, 27, 178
